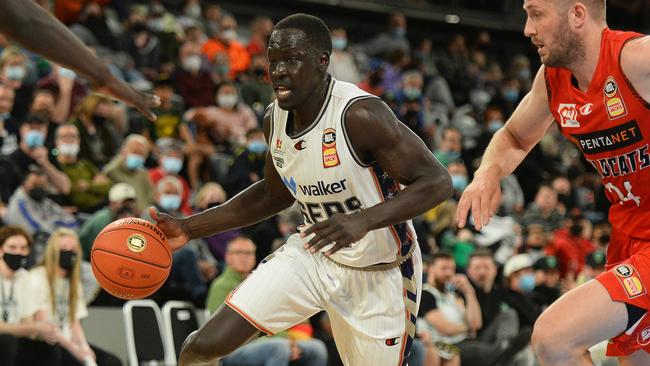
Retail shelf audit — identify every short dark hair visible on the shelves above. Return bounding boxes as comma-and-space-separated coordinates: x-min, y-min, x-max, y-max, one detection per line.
431, 251, 454, 265
274, 13, 332, 54
0, 226, 32, 249
469, 248, 494, 262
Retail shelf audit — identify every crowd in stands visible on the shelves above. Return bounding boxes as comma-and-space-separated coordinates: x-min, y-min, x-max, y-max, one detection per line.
0, 1, 617, 365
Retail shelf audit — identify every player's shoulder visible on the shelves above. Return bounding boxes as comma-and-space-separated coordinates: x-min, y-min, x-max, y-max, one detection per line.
620, 35, 650, 77
330, 78, 372, 102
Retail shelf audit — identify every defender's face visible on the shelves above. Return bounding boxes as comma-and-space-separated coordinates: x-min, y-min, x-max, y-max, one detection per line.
267, 29, 327, 110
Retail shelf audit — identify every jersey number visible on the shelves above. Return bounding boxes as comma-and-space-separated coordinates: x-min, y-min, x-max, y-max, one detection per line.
605, 181, 641, 206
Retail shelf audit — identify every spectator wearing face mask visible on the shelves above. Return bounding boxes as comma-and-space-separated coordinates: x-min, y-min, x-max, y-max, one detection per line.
78, 183, 138, 261
327, 27, 360, 85
148, 138, 192, 215
224, 128, 267, 198
173, 42, 217, 108
184, 82, 257, 147
52, 124, 111, 212
246, 16, 274, 56
102, 134, 154, 213
434, 126, 463, 168
70, 94, 121, 168
4, 166, 78, 236
1, 114, 71, 203
0, 47, 28, 91
201, 15, 250, 80
0, 83, 19, 155
397, 71, 429, 145
546, 212, 596, 279
447, 159, 468, 201
502, 254, 542, 330
239, 53, 274, 121
357, 11, 409, 58
34, 65, 89, 125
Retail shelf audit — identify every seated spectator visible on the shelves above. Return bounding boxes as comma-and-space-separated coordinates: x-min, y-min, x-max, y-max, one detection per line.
0, 226, 61, 366
30, 228, 121, 366
78, 183, 138, 261
520, 183, 565, 232
328, 27, 360, 85
448, 160, 468, 201
246, 16, 274, 56
34, 65, 88, 125
531, 256, 561, 310
546, 211, 596, 279
433, 127, 462, 168
70, 94, 121, 168
521, 223, 550, 262
239, 53, 274, 121
173, 42, 217, 108
576, 250, 606, 286
357, 11, 410, 58
206, 236, 327, 366
143, 176, 211, 306
126, 21, 161, 81
0, 83, 19, 155
184, 82, 257, 147
397, 71, 428, 143
193, 182, 241, 263
502, 254, 542, 331
52, 123, 111, 212
0, 46, 29, 91
224, 128, 266, 197
4, 166, 78, 236
2, 114, 71, 202
102, 134, 154, 213
148, 138, 192, 215
201, 14, 250, 79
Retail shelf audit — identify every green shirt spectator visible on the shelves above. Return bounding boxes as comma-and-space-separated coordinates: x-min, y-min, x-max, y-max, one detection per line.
205, 236, 256, 312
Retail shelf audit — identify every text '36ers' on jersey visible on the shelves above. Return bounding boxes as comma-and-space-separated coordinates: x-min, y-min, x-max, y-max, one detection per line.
547, 28, 650, 238
269, 76, 417, 268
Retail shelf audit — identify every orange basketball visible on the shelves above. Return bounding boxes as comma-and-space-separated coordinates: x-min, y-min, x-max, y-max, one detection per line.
91, 217, 172, 300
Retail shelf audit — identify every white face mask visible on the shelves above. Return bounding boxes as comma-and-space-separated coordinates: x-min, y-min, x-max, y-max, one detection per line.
182, 55, 201, 72
221, 29, 237, 42
5, 66, 25, 81
217, 94, 238, 108
58, 143, 80, 157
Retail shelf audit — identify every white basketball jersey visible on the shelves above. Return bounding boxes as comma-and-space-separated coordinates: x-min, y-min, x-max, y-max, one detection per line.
269, 76, 417, 267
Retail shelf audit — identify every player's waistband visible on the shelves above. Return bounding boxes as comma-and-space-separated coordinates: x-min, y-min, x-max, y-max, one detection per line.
324, 242, 417, 272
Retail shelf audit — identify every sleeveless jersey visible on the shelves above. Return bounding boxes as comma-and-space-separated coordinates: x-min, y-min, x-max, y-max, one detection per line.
546, 28, 650, 238
269, 76, 417, 267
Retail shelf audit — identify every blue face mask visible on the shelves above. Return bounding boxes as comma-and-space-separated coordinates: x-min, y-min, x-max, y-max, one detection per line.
518, 273, 536, 293
162, 157, 183, 174
403, 87, 422, 100
332, 37, 347, 50
25, 130, 45, 148
247, 140, 267, 154
451, 174, 468, 191
5, 66, 25, 81
503, 89, 519, 103
159, 194, 181, 211
487, 120, 504, 133
392, 27, 406, 38
125, 154, 145, 170
0, 112, 10, 121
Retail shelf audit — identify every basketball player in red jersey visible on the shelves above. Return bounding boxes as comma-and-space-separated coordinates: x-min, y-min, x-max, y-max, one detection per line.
0, 0, 158, 120
456, 0, 650, 365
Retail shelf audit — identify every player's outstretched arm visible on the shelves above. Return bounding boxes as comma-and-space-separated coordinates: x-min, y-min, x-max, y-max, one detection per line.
456, 66, 555, 230
0, 0, 159, 120
303, 97, 453, 255
152, 106, 295, 249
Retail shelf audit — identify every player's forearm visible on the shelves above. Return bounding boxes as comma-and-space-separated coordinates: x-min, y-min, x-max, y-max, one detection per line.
0, 0, 112, 87
360, 172, 452, 232
182, 179, 294, 239
474, 126, 530, 180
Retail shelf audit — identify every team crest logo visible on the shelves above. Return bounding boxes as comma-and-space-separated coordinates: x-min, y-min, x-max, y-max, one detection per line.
126, 234, 147, 253
275, 138, 283, 150
615, 264, 633, 278
604, 77, 617, 98
322, 128, 340, 168
557, 104, 580, 127
604, 76, 628, 120
639, 327, 650, 346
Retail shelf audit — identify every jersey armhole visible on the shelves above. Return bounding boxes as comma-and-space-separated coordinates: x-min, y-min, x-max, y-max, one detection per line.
619, 35, 650, 110
340, 95, 380, 168
267, 103, 275, 145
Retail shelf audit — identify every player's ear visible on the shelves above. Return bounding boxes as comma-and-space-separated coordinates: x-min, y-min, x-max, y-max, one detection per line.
318, 51, 330, 72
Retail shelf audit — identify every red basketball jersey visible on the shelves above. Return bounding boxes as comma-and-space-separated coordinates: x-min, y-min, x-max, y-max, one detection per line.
546, 28, 650, 238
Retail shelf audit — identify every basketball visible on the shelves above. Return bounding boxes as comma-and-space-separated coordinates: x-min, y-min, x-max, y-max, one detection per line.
91, 217, 172, 300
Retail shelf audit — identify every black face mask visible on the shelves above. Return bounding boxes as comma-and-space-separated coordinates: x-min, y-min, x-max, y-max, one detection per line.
253, 68, 266, 77
28, 187, 47, 202
2, 253, 27, 271
92, 115, 106, 125
59, 250, 77, 271
569, 224, 583, 237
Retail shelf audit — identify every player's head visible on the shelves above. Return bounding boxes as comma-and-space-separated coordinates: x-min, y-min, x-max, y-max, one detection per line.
268, 13, 331, 109
523, 0, 606, 68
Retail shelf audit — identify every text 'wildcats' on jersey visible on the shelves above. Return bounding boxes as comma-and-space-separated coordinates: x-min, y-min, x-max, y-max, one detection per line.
269, 76, 417, 268
546, 28, 650, 238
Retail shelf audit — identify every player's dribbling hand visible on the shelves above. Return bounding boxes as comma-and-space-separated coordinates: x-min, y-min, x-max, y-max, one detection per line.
149, 207, 190, 250
456, 168, 502, 231
301, 213, 369, 256
95, 75, 160, 122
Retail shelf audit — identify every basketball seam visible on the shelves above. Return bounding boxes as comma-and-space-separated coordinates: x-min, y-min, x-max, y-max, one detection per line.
92, 248, 171, 269
92, 262, 166, 291
93, 226, 172, 262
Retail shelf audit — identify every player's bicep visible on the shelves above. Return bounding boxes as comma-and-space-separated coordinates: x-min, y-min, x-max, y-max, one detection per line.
504, 66, 555, 152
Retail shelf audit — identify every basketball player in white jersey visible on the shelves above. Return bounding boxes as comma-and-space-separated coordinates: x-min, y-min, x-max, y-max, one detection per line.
0, 0, 158, 120
151, 13, 452, 366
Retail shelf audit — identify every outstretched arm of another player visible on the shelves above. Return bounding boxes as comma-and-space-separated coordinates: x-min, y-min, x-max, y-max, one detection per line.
303, 97, 453, 255
152, 106, 296, 249
0, 0, 159, 120
456, 66, 555, 230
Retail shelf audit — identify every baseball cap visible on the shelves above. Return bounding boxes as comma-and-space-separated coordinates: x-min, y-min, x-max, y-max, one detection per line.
586, 250, 606, 268
504, 253, 533, 278
108, 183, 137, 203
533, 256, 559, 272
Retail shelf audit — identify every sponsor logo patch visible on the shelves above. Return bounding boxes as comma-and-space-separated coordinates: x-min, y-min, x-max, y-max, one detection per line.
126, 234, 146, 253
638, 327, 650, 346
570, 120, 642, 154
558, 103, 580, 127
615, 264, 634, 278
623, 276, 645, 298
385, 337, 401, 346
604, 76, 628, 120
294, 140, 306, 150
580, 103, 594, 115
322, 128, 340, 168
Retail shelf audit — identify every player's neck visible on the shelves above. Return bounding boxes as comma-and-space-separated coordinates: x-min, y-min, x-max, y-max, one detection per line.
570, 25, 607, 92
292, 75, 331, 131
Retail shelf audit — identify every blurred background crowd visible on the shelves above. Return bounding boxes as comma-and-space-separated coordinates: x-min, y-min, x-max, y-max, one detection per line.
0, 0, 648, 365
